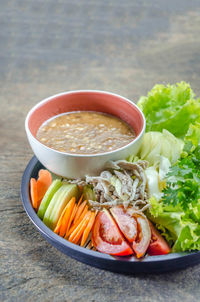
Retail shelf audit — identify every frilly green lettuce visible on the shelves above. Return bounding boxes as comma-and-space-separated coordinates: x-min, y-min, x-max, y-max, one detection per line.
137, 82, 200, 140
185, 121, 200, 147
147, 197, 200, 252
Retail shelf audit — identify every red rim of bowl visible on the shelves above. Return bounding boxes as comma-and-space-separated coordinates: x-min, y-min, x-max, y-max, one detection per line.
25, 90, 146, 157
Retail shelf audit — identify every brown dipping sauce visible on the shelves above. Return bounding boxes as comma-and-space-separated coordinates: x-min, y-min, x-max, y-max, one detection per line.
36, 111, 136, 154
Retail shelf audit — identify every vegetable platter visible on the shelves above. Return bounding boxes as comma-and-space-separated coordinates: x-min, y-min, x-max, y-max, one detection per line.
21, 82, 200, 273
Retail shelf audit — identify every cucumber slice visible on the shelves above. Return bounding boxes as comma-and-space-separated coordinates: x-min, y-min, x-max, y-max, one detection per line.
37, 179, 62, 219
43, 185, 69, 228
44, 184, 79, 230
83, 185, 96, 201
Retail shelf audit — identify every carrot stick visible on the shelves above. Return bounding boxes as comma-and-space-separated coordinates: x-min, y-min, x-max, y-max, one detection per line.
59, 197, 76, 237
68, 218, 86, 242
66, 205, 88, 237
54, 221, 62, 234
30, 178, 38, 209
75, 205, 88, 225
38, 169, 52, 184
37, 169, 52, 201
54, 197, 75, 234
77, 194, 83, 206
54, 205, 67, 234
69, 211, 91, 244
65, 204, 78, 235
72, 212, 92, 244
63, 196, 84, 238
73, 200, 87, 224
80, 211, 96, 247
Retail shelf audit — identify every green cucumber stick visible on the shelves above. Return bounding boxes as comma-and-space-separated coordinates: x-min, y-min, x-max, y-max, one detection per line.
43, 184, 69, 228
37, 179, 62, 219
48, 184, 79, 230
83, 185, 96, 201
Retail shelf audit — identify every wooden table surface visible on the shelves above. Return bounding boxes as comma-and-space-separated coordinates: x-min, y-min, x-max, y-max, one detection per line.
1, 1, 200, 301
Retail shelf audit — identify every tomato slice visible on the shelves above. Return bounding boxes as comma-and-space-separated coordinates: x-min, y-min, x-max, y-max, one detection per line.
131, 215, 151, 258
110, 206, 137, 242
147, 221, 171, 256
92, 209, 133, 256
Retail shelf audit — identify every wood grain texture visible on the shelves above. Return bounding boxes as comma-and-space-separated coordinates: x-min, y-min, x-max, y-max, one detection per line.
1, 1, 200, 301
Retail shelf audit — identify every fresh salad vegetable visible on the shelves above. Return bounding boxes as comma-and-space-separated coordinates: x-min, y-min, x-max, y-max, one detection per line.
147, 221, 171, 256
148, 145, 200, 252
131, 214, 151, 258
110, 206, 137, 242
137, 81, 200, 140
137, 130, 184, 166
92, 209, 133, 256
109, 206, 151, 258
43, 183, 79, 230
30, 178, 38, 210
37, 179, 62, 219
30, 169, 52, 210
163, 145, 200, 211
37, 169, 52, 201
185, 121, 200, 147
68, 211, 92, 244
54, 197, 76, 236
81, 211, 96, 247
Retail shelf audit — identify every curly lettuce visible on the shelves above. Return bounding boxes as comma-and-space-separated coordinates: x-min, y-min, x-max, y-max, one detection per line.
147, 146, 200, 252
185, 121, 200, 147
137, 82, 200, 141
147, 197, 200, 252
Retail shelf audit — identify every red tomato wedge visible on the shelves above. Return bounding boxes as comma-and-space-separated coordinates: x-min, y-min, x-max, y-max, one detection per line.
147, 221, 171, 256
110, 206, 137, 242
131, 215, 151, 258
92, 209, 133, 256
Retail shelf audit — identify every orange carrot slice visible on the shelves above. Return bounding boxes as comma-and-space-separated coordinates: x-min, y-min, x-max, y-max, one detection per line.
63, 195, 84, 238
66, 205, 88, 237
68, 219, 86, 242
73, 200, 87, 224
37, 169, 52, 201
69, 211, 91, 244
30, 178, 38, 210
80, 211, 96, 247
65, 204, 78, 236
54, 222, 62, 234
76, 205, 88, 225
54, 206, 67, 234
53, 197, 75, 234
59, 197, 76, 237
77, 194, 83, 206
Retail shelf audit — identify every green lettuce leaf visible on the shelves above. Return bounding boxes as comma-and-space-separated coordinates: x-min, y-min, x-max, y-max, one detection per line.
147, 197, 200, 252
137, 82, 200, 139
147, 146, 200, 252
185, 121, 200, 147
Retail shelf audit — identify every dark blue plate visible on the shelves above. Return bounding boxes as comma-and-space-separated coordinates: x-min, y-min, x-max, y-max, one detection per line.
20, 156, 200, 274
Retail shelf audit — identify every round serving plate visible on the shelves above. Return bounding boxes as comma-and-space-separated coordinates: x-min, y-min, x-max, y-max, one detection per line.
21, 156, 200, 274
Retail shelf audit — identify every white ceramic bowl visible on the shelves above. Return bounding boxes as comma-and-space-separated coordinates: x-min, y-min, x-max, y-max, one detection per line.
25, 90, 145, 178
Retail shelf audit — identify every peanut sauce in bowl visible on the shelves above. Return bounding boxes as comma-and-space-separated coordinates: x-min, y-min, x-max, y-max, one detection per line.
36, 111, 136, 154
25, 90, 145, 178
